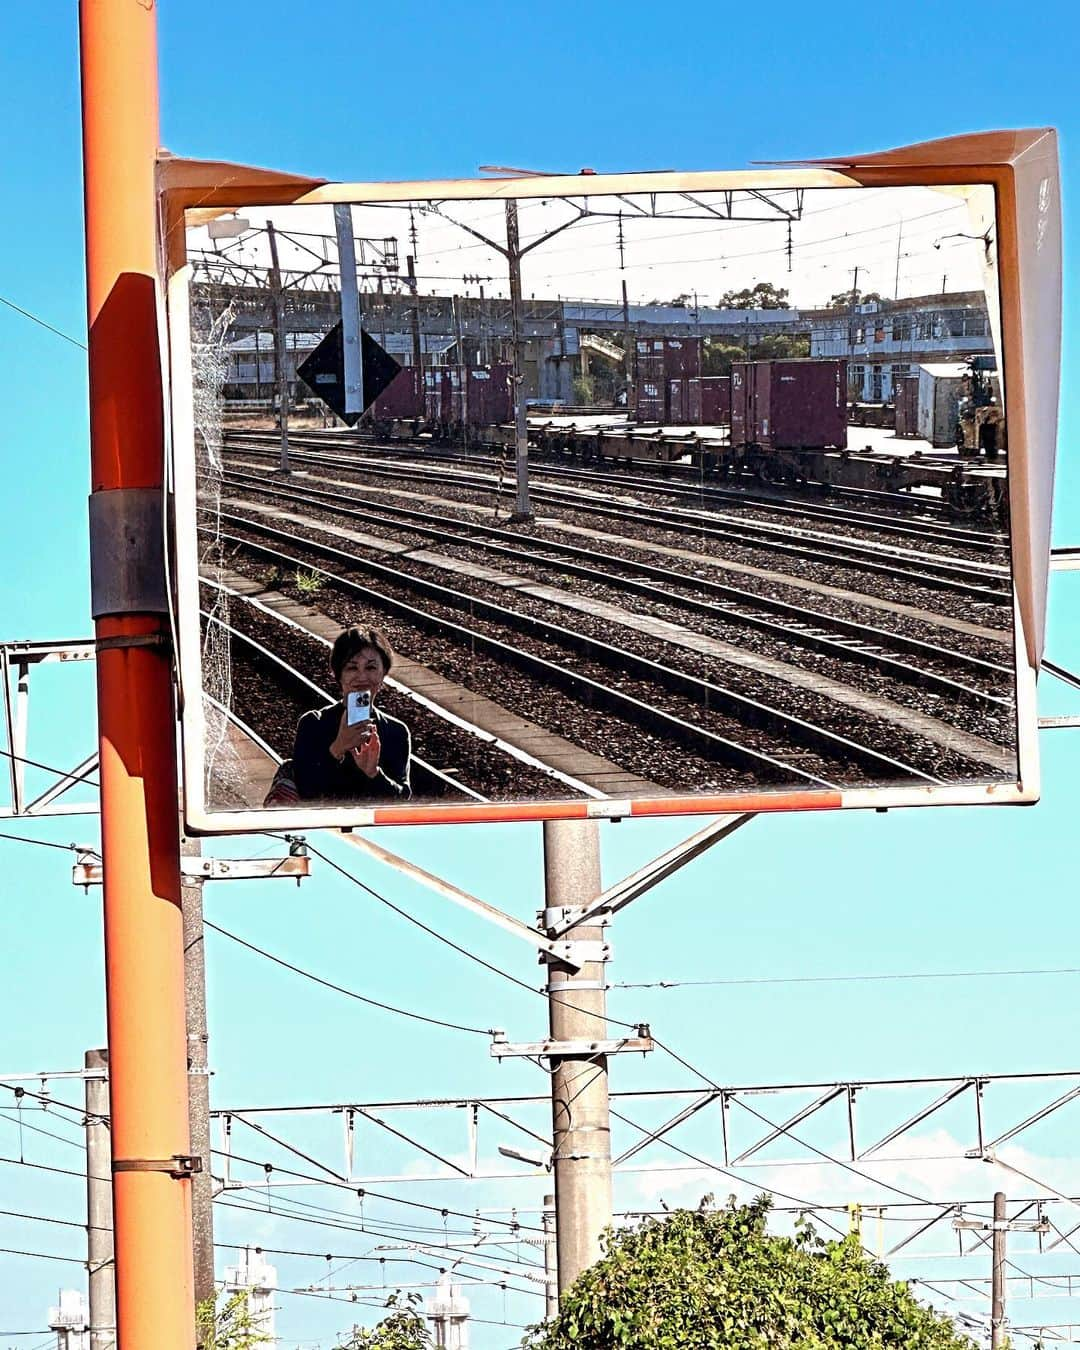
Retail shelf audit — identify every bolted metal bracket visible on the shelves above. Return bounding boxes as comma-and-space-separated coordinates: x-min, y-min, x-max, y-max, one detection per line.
89, 487, 168, 619
73, 855, 311, 887
538, 939, 611, 967
491, 1029, 653, 1060
113, 1154, 203, 1179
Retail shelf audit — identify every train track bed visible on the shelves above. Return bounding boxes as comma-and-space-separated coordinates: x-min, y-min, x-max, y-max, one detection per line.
221, 446, 1011, 626
218, 469, 1012, 668
221, 454, 1013, 643
364, 438, 1008, 562
213, 523, 1014, 788
228, 434, 1009, 574
219, 497, 1014, 754
202, 583, 582, 802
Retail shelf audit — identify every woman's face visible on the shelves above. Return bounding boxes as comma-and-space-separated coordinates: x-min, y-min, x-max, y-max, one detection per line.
337, 645, 387, 699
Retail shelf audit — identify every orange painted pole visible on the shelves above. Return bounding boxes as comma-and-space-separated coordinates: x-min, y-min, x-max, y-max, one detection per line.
79, 3, 195, 1348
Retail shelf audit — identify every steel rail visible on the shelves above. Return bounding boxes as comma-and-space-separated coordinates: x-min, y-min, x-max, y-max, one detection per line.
224, 435, 1011, 600
209, 515, 949, 785
215, 467, 1012, 707
284, 430, 1008, 554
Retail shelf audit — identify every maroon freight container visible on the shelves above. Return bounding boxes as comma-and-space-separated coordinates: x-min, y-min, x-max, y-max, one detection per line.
894, 376, 920, 438
371, 366, 421, 421
699, 375, 730, 426
634, 376, 664, 422
730, 359, 847, 451
667, 377, 703, 424
661, 336, 702, 378
466, 363, 513, 427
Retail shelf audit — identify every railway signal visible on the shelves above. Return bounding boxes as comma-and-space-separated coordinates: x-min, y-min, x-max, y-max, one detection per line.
296, 322, 402, 427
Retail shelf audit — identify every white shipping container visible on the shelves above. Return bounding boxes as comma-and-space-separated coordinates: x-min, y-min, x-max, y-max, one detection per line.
916, 362, 967, 448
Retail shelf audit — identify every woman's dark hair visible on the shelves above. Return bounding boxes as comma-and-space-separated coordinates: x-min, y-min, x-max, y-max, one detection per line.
330, 626, 395, 680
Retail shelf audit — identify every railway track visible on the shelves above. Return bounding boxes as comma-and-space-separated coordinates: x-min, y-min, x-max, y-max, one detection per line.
204, 515, 1017, 789
200, 581, 609, 803
212, 468, 1012, 709
312, 432, 1009, 556
222, 434, 1011, 602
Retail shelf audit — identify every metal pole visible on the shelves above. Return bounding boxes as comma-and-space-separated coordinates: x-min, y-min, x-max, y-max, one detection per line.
79, 4, 195, 1347
542, 819, 612, 1294
504, 200, 532, 521
85, 1048, 116, 1350
992, 1190, 1007, 1349
182, 836, 215, 1319
333, 205, 363, 418
407, 255, 423, 380
542, 1193, 558, 1321
266, 222, 290, 473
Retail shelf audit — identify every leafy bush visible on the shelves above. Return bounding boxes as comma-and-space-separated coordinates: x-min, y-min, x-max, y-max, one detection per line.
523, 1197, 975, 1349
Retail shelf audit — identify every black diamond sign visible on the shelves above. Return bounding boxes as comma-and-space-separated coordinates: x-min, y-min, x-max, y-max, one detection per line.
296, 323, 402, 427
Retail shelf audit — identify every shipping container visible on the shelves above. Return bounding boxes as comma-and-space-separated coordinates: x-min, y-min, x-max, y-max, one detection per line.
634, 377, 665, 422
661, 336, 703, 379
371, 366, 422, 422
466, 362, 513, 426
894, 376, 920, 438
699, 375, 731, 426
667, 377, 702, 424
730, 359, 847, 451
916, 363, 966, 448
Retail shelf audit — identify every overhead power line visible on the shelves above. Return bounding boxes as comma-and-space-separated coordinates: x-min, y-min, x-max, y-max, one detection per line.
0, 294, 87, 351
614, 966, 1080, 990
204, 918, 495, 1037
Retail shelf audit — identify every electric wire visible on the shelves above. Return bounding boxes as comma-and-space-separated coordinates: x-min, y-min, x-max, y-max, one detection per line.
614, 966, 1080, 990
0, 745, 98, 788
286, 836, 645, 1034
0, 830, 99, 857
204, 917, 493, 1037
0, 294, 87, 351
0, 1109, 85, 1151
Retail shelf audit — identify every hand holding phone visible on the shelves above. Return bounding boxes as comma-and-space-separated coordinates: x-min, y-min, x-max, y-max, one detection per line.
346, 691, 372, 725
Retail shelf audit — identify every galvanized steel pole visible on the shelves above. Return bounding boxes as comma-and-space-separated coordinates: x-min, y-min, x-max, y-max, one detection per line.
504, 200, 532, 521
542, 819, 612, 1295
85, 1048, 116, 1350
79, 2, 195, 1345
266, 222, 291, 473
542, 1193, 558, 1321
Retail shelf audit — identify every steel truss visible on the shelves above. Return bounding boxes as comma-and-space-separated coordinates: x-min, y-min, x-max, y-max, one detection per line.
0, 639, 97, 818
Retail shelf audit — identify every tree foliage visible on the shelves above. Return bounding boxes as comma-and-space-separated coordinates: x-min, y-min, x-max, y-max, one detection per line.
828, 288, 884, 309
716, 281, 790, 310
702, 335, 810, 374
522, 1197, 975, 1349
342, 1292, 433, 1349
195, 1291, 271, 1350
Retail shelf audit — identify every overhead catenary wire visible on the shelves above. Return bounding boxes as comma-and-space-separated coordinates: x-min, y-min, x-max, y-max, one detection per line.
614, 966, 1080, 990
0, 830, 99, 857
203, 918, 494, 1038
0, 294, 88, 350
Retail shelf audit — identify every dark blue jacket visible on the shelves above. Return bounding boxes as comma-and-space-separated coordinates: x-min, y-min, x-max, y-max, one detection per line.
292, 702, 411, 803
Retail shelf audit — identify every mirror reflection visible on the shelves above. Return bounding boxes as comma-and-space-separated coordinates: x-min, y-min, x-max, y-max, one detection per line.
183, 182, 1017, 815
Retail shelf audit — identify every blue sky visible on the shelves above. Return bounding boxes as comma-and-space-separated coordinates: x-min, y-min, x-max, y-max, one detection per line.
2, 2, 1079, 1346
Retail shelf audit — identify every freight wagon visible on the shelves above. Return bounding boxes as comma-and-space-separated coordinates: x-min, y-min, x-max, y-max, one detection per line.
729, 359, 847, 481
368, 362, 513, 442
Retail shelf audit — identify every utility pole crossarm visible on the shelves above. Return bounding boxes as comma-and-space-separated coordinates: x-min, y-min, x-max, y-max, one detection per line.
546, 814, 754, 937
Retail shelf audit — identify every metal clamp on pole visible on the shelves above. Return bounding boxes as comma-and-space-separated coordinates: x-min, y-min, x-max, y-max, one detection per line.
88, 487, 168, 619
113, 1155, 203, 1179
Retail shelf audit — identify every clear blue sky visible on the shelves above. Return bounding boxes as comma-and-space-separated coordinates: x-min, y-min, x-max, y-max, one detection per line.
2, 3, 1079, 1346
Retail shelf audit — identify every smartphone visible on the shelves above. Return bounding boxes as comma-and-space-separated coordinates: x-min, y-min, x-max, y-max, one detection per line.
346, 691, 372, 725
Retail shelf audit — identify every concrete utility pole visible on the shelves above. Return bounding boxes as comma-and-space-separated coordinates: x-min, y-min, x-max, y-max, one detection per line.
406, 254, 424, 383
542, 1193, 558, 1321
542, 819, 612, 1294
504, 200, 533, 521
266, 221, 291, 473
85, 1049, 115, 1350
954, 1187, 1048, 1350
991, 1190, 1007, 1349
181, 836, 215, 1315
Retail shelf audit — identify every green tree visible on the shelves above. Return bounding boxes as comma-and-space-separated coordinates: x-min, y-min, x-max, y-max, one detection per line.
828, 288, 884, 309
717, 281, 790, 310
195, 1291, 271, 1350
702, 342, 747, 374
342, 1292, 433, 1349
522, 1197, 976, 1349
